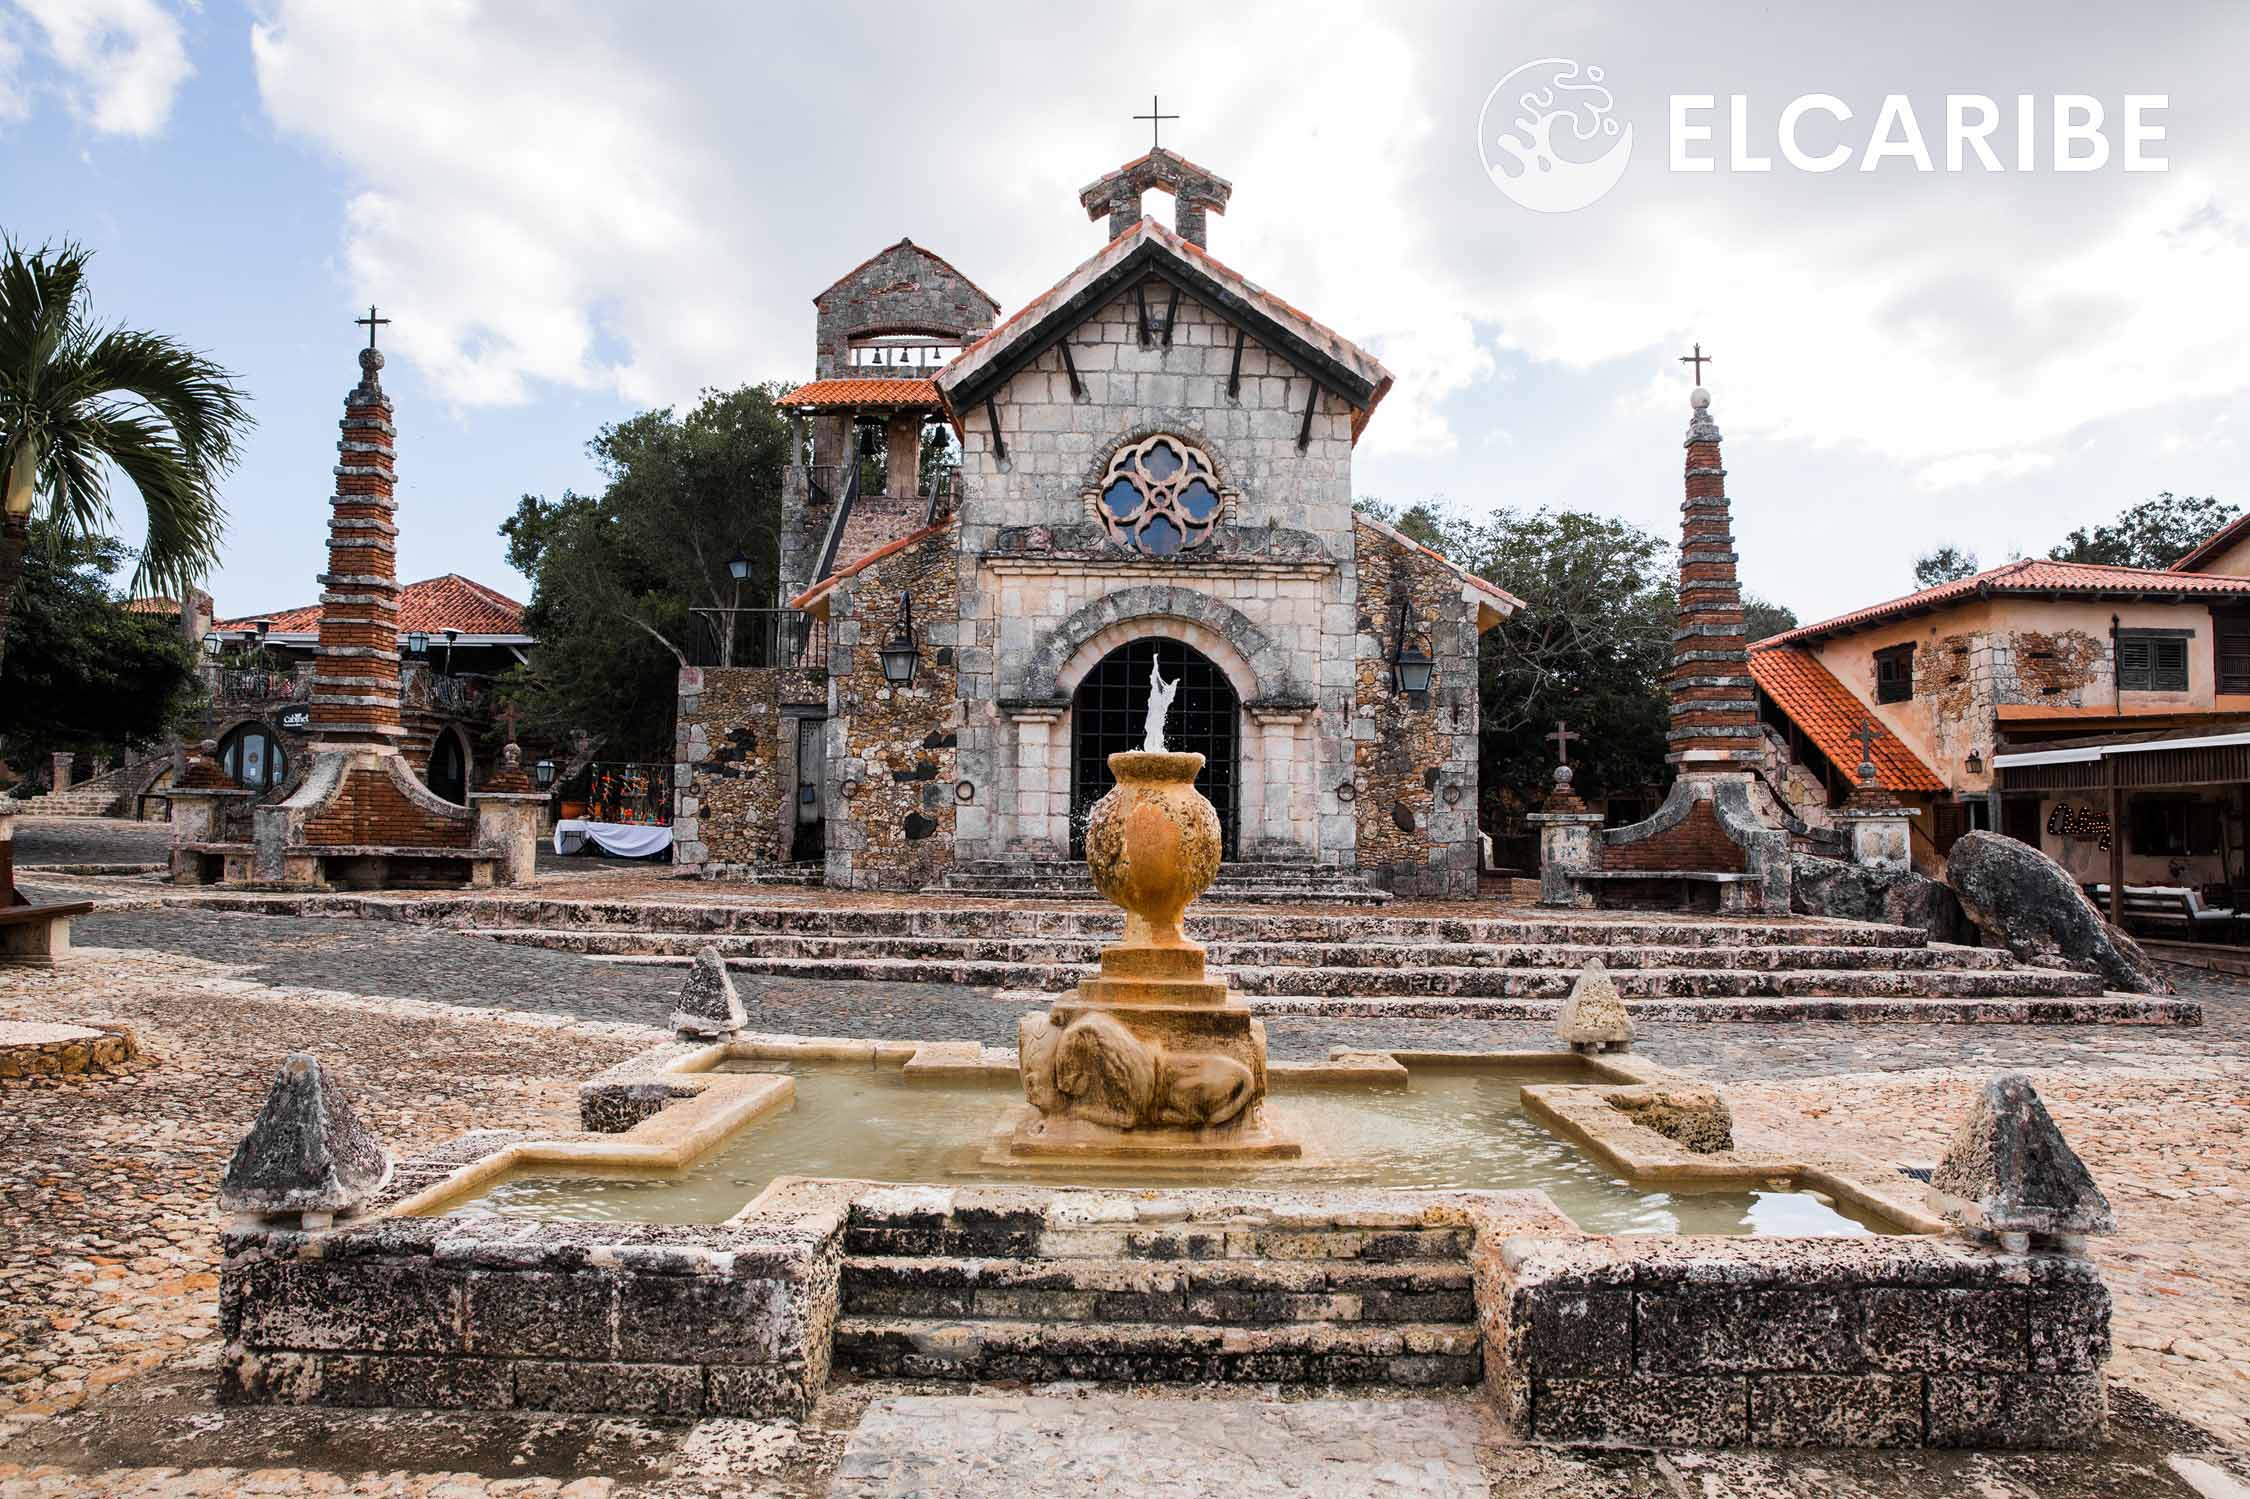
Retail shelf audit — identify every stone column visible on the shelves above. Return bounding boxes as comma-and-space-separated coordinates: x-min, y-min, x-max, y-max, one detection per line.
49, 752, 73, 790
1008, 708, 1064, 856
884, 410, 922, 497
472, 744, 549, 887
1246, 706, 1314, 860
1838, 760, 1915, 871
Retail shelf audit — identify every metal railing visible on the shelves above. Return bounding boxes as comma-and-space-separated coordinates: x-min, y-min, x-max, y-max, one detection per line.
688, 608, 829, 670
211, 664, 312, 706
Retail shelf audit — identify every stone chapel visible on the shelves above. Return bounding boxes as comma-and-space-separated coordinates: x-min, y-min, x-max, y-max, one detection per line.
673, 147, 1521, 897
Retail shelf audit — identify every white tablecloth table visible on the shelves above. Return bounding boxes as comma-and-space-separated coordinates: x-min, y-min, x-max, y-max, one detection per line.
552, 819, 674, 859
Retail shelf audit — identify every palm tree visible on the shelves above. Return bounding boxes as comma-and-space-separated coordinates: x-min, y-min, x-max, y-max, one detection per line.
0, 235, 252, 673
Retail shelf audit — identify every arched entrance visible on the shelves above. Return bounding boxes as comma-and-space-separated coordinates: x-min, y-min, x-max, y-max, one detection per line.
1071, 638, 1239, 857
427, 729, 468, 805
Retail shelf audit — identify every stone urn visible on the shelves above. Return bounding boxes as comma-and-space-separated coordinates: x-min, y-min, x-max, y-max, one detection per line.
1083, 750, 1222, 950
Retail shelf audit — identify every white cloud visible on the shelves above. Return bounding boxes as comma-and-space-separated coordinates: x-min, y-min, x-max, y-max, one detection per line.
0, 17, 27, 124
1912, 448, 2056, 491
12, 0, 192, 137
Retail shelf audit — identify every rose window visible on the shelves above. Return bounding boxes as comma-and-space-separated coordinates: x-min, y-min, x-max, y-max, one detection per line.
1096, 435, 1224, 557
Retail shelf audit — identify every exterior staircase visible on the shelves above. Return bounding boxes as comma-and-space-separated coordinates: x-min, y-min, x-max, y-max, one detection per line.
443, 899, 2157, 1017
932, 858, 1390, 906
833, 1191, 1481, 1387
9, 753, 168, 818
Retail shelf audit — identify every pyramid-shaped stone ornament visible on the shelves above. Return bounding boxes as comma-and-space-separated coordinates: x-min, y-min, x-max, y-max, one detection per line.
1929, 1072, 2116, 1250
217, 1054, 393, 1223
1555, 959, 1635, 1054
674, 944, 747, 1038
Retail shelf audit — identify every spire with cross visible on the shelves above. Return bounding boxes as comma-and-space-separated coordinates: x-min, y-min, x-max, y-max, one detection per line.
355, 305, 391, 350
1133, 94, 1179, 152
1548, 720, 1581, 767
1679, 341, 1712, 384
1850, 716, 1881, 784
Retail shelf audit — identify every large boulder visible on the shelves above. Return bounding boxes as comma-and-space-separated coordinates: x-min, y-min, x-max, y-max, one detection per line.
1790, 853, 1974, 945
1944, 831, 2170, 995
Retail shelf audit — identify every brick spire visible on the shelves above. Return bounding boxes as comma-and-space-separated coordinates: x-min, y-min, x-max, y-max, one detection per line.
1666, 387, 1759, 764
308, 341, 404, 744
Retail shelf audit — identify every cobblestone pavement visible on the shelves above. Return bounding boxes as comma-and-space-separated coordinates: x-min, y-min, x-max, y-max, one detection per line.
1, 913, 2247, 1493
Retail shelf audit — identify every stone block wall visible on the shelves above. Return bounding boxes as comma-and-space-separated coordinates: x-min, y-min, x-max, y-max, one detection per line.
674, 665, 825, 872
219, 1213, 843, 1420
814, 241, 995, 382
826, 522, 962, 889
1484, 1236, 2110, 1449
1350, 519, 1483, 897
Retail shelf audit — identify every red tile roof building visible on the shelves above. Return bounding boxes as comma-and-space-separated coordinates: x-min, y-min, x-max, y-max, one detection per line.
1748, 648, 1943, 792
216, 573, 526, 640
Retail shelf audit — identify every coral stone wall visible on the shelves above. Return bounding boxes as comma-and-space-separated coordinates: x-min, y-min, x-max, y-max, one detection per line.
826, 523, 962, 889
1349, 518, 1483, 897
301, 769, 472, 848
674, 665, 824, 872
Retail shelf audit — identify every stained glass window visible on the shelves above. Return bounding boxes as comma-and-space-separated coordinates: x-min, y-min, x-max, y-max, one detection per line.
1095, 435, 1223, 557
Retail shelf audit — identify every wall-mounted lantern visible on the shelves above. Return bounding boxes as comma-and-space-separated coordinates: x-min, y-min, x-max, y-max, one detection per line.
202, 632, 225, 658
1390, 602, 1433, 707
1966, 749, 1985, 777
534, 758, 556, 789
726, 547, 752, 582
405, 631, 430, 656
878, 591, 921, 686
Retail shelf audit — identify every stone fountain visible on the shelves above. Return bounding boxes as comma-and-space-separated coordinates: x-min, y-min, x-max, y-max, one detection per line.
997, 660, 1301, 1163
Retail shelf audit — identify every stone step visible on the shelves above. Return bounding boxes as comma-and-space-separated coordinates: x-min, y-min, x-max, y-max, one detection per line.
842, 1256, 1477, 1325
429, 899, 1928, 949
932, 881, 1393, 907
469, 927, 2011, 974
831, 1314, 1481, 1386
522, 948, 2108, 1001
842, 1208, 1475, 1264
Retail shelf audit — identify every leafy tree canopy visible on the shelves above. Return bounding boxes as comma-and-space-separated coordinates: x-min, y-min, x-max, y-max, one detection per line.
1913, 544, 1981, 589
500, 384, 793, 761
0, 523, 200, 770
2049, 492, 2238, 572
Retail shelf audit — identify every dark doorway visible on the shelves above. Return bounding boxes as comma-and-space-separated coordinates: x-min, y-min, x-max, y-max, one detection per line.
1070, 637, 1239, 857
428, 731, 468, 804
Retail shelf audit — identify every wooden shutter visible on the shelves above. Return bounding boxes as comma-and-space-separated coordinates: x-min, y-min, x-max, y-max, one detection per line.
2154, 638, 2189, 691
2217, 611, 2250, 694
2117, 636, 2153, 691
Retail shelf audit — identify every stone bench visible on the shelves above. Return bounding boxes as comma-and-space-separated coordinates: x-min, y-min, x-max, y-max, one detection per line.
0, 899, 96, 968
1572, 869, 1758, 914
279, 844, 504, 891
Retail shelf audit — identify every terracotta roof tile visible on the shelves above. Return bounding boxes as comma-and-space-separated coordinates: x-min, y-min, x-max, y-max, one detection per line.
1750, 647, 1945, 793
777, 378, 944, 410
217, 574, 525, 637
1756, 558, 2250, 649
2173, 511, 2250, 572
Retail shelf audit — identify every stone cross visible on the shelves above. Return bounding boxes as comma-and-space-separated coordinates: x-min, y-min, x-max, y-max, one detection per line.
1133, 94, 1179, 151
1851, 716, 1881, 783
354, 305, 390, 350
1547, 720, 1580, 766
498, 704, 520, 744
1679, 341, 1712, 382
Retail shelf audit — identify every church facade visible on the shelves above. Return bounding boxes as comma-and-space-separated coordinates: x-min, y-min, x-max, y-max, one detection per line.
673, 149, 1518, 897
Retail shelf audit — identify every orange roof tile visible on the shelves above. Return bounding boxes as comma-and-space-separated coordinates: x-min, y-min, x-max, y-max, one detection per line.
777, 378, 944, 410
124, 596, 182, 615
217, 574, 526, 637
1756, 558, 2250, 649
1749, 647, 1945, 793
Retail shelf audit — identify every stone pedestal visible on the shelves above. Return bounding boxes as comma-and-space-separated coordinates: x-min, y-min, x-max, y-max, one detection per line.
473, 791, 546, 885
168, 750, 256, 883
1003, 749, 1300, 1164
1839, 805, 1915, 871
1528, 808, 1604, 908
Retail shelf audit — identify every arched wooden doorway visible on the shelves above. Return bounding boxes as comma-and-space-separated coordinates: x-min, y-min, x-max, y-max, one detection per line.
1070, 637, 1239, 857
427, 729, 468, 805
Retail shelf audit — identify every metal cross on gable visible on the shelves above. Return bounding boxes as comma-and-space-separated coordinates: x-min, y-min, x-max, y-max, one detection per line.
354, 305, 391, 350
1679, 342, 1712, 383
1548, 720, 1581, 766
1851, 715, 1882, 774
1133, 94, 1179, 151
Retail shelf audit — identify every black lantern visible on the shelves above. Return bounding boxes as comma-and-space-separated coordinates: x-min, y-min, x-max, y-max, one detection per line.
1966, 749, 1985, 777
534, 758, 556, 788
201, 632, 224, 658
726, 547, 752, 582
405, 631, 430, 656
878, 591, 921, 685
1390, 603, 1434, 706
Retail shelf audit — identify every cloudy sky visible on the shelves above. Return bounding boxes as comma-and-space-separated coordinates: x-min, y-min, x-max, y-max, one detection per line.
4, 0, 2246, 627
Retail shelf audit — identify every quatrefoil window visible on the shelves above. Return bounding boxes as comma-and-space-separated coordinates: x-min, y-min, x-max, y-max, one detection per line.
1097, 435, 1223, 557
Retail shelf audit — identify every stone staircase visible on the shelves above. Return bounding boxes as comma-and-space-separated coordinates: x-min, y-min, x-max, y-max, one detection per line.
450, 900, 2141, 1016
832, 1191, 1482, 1387
9, 752, 170, 818
932, 858, 1390, 906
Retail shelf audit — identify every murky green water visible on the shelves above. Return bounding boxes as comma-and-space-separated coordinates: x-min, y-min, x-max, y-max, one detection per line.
451, 1061, 1892, 1236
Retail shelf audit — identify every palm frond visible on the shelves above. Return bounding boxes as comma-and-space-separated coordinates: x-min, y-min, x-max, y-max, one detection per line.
69, 407, 225, 594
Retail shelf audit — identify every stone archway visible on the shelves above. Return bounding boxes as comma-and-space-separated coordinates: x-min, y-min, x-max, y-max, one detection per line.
1068, 637, 1240, 858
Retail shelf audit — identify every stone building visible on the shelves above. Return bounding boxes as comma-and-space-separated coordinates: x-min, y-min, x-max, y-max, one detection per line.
677, 147, 1521, 897
1751, 534, 2250, 906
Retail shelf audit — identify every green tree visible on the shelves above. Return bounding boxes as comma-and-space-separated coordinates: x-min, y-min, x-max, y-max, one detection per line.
1742, 593, 1798, 644
0, 236, 252, 673
1912, 544, 1980, 589
0, 524, 200, 772
2049, 492, 2238, 571
500, 384, 793, 760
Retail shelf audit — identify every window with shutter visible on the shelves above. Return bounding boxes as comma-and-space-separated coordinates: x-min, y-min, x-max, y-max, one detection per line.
1874, 644, 1915, 704
2216, 611, 2250, 695
2116, 629, 2192, 692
